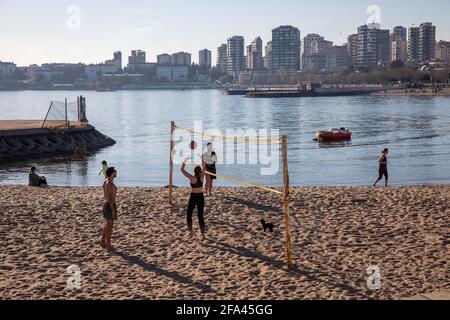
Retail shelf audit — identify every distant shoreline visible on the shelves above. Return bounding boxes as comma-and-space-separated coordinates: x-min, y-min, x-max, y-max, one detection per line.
1, 87, 450, 97
0, 85, 223, 92
370, 88, 450, 96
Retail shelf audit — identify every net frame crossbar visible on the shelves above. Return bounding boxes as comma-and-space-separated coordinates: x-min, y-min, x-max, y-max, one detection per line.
168, 121, 293, 269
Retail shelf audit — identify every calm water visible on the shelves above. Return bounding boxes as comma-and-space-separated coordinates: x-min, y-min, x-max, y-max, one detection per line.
1, 90, 450, 187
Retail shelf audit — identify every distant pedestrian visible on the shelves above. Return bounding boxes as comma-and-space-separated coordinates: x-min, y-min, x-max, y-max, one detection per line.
28, 167, 48, 187
373, 148, 389, 187
99, 161, 108, 178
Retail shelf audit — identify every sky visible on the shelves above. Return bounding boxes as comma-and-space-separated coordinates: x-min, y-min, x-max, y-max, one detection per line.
0, 0, 449, 66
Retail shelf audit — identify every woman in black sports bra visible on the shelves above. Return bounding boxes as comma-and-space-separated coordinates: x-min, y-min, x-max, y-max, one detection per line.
181, 157, 206, 240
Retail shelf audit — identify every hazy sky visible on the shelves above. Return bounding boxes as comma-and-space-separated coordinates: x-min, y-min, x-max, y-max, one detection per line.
1, 0, 449, 66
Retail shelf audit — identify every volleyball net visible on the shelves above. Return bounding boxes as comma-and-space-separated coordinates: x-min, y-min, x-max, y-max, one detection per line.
42, 96, 89, 129
168, 121, 292, 268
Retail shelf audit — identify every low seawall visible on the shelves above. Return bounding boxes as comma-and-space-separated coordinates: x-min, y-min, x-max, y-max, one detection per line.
0, 124, 116, 162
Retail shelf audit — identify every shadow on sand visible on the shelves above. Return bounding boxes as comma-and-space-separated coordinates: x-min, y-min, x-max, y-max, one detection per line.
113, 251, 216, 294
205, 239, 361, 296
224, 196, 283, 214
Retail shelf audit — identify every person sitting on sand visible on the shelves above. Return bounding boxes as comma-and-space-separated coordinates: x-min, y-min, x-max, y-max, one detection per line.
373, 148, 389, 187
98, 161, 108, 178
101, 167, 118, 251
203, 143, 218, 196
28, 167, 48, 187
181, 157, 206, 240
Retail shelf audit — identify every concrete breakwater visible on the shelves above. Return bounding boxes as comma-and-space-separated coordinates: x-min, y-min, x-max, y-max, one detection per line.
0, 122, 116, 162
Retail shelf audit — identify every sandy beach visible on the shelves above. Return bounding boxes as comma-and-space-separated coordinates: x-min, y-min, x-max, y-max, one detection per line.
0, 185, 448, 300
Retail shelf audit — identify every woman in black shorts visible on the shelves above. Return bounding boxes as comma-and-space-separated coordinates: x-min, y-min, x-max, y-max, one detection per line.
181, 157, 206, 240
373, 148, 389, 187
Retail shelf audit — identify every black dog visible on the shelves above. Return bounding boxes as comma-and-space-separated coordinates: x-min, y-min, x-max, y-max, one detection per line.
261, 219, 275, 233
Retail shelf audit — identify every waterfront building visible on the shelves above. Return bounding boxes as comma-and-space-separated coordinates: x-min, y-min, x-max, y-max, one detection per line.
171, 52, 192, 66
246, 37, 263, 71
392, 26, 407, 41
264, 41, 272, 70
419, 22, 436, 64
302, 54, 326, 72
347, 34, 359, 67
435, 41, 450, 64
85, 64, 121, 81
227, 36, 245, 77
357, 24, 390, 67
216, 44, 228, 73
303, 34, 332, 56
408, 27, 420, 65
105, 51, 122, 69
199, 49, 212, 68
391, 40, 408, 63
0, 61, 17, 78
157, 54, 172, 65
156, 65, 189, 81
271, 25, 301, 72
126, 63, 156, 75
302, 33, 333, 71
324, 45, 349, 71
128, 50, 146, 65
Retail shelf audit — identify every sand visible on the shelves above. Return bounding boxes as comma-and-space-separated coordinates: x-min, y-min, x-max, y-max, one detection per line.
0, 185, 448, 300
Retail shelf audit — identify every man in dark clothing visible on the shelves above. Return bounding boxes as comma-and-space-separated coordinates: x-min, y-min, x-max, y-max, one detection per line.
29, 167, 48, 187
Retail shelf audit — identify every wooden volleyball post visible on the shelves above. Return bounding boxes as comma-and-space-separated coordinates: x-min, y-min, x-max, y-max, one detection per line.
169, 121, 175, 205
282, 135, 293, 269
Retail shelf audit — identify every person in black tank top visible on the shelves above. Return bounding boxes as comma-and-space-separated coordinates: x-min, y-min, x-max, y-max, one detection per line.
373, 148, 389, 187
181, 157, 206, 240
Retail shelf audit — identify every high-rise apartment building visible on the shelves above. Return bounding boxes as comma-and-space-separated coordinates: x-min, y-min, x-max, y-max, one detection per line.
324, 45, 349, 71
408, 27, 420, 65
216, 44, 228, 73
347, 34, 359, 67
227, 36, 245, 76
157, 54, 171, 65
435, 41, 450, 63
419, 22, 436, 64
128, 50, 146, 65
392, 26, 407, 41
357, 25, 390, 67
302, 33, 333, 71
391, 40, 408, 63
271, 25, 301, 72
264, 41, 272, 70
199, 49, 212, 68
246, 37, 263, 71
171, 52, 192, 66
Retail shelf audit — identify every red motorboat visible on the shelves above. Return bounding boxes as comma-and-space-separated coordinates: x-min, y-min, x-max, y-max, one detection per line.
316, 128, 352, 141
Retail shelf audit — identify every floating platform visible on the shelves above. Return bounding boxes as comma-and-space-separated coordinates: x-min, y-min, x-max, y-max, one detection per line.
226, 86, 393, 98
0, 120, 116, 162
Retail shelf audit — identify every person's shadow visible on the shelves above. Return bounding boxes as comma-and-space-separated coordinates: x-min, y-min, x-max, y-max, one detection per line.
205, 240, 360, 296
113, 251, 216, 294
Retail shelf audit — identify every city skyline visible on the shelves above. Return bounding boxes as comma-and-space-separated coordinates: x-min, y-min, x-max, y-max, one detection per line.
1, 0, 450, 66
